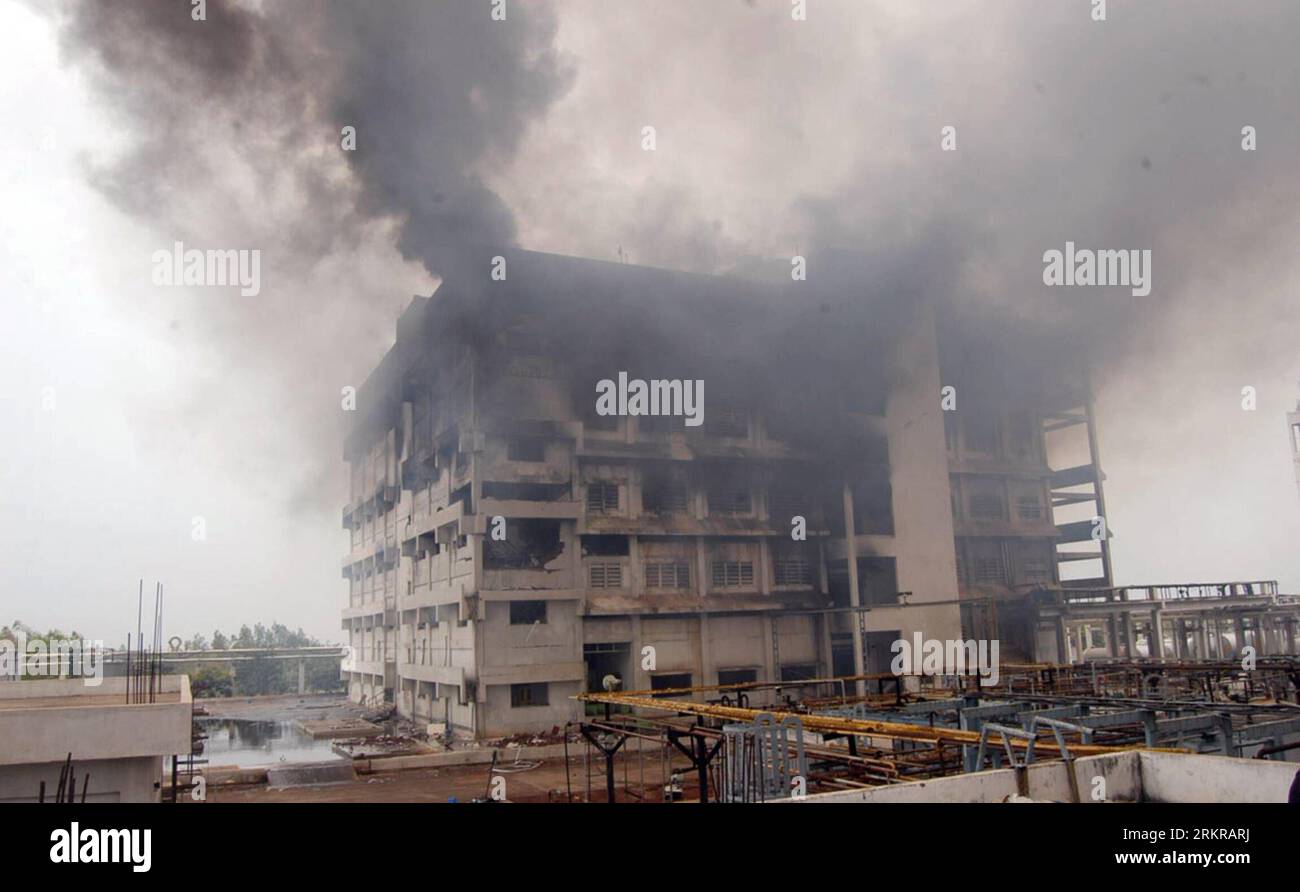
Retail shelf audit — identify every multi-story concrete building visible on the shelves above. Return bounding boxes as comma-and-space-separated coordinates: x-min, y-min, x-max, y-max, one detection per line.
340, 250, 964, 737
340, 250, 1300, 736
940, 385, 1113, 654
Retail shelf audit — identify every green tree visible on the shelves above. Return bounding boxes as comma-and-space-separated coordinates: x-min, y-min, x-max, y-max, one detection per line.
189, 663, 234, 698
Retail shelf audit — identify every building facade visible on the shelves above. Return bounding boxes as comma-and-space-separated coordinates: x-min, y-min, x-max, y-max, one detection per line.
340, 250, 966, 738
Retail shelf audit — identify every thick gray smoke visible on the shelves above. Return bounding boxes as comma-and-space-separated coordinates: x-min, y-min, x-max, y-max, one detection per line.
25, 0, 1300, 607
54, 0, 570, 275
320, 1, 572, 279
40, 0, 572, 511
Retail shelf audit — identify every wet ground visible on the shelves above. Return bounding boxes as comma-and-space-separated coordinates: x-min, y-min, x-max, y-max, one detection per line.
196, 716, 344, 768
196, 693, 367, 768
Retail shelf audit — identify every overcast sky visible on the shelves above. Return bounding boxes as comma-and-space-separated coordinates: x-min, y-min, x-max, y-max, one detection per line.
2, 0, 1299, 644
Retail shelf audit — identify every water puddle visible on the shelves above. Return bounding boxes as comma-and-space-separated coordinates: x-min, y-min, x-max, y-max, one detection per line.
196, 717, 344, 768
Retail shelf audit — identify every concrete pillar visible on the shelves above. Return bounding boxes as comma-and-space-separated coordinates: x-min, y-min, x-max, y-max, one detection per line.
629, 534, 643, 594
1286, 618, 1298, 655
298, 659, 306, 695
1055, 616, 1069, 664
759, 615, 776, 684
1256, 614, 1271, 656
694, 537, 707, 598
698, 613, 712, 688
1118, 613, 1138, 657
1151, 608, 1165, 660
1196, 614, 1210, 661
842, 482, 864, 696
630, 616, 649, 690
818, 613, 835, 679
1235, 614, 1247, 656
1107, 613, 1120, 658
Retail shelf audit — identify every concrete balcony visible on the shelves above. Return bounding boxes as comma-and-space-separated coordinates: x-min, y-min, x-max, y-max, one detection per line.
401, 499, 466, 543
398, 581, 467, 611
475, 497, 581, 523
341, 597, 397, 627
397, 661, 466, 689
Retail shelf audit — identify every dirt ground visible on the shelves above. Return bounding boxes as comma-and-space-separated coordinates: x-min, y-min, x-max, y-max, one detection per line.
196, 693, 704, 803
207, 748, 699, 804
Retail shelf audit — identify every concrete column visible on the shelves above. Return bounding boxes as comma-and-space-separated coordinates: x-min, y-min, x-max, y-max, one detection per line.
1196, 614, 1210, 661
694, 537, 707, 598
1286, 618, 1298, 655
842, 482, 864, 696
1123, 611, 1138, 659
298, 659, 306, 694
759, 615, 777, 683
1235, 614, 1247, 656
629, 534, 643, 594
818, 613, 834, 679
630, 616, 649, 691
1256, 614, 1271, 656
1055, 616, 1069, 663
698, 614, 712, 688
1107, 613, 1120, 658
1151, 608, 1165, 659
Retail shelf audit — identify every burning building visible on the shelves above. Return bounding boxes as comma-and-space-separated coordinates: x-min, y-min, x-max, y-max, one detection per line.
340, 248, 1265, 739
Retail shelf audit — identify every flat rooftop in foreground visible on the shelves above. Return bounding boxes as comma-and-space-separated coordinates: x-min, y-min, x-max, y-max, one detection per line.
0, 676, 192, 767
0, 690, 182, 711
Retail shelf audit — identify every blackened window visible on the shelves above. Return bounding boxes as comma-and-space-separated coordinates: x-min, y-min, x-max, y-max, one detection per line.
650, 673, 692, 698
717, 668, 758, 687
507, 439, 547, 462
511, 682, 548, 707
642, 474, 689, 514
710, 407, 749, 438
509, 600, 547, 625
708, 484, 751, 516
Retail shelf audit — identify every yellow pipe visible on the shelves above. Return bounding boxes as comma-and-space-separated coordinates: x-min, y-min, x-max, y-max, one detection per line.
576, 691, 1174, 758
